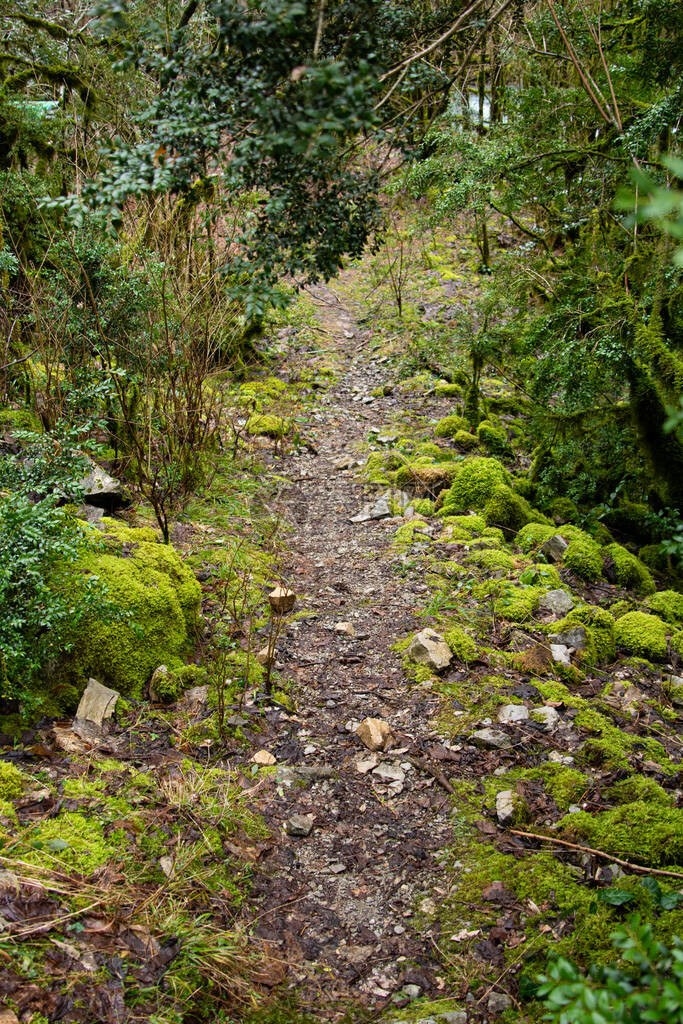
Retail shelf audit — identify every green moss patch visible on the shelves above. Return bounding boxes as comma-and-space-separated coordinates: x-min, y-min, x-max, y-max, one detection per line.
440, 456, 511, 514
614, 611, 669, 659
603, 543, 655, 595
559, 802, 683, 867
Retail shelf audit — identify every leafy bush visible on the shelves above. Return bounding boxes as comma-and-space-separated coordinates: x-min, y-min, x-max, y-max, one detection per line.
537, 916, 683, 1023
0, 495, 113, 713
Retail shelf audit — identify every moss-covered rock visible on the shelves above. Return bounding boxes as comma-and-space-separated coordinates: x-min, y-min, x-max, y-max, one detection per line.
548, 496, 579, 524
562, 529, 603, 583
515, 523, 558, 552
453, 429, 478, 450
440, 457, 511, 514
607, 776, 674, 807
638, 544, 668, 572
434, 381, 462, 398
614, 611, 669, 660
246, 413, 290, 438
603, 543, 655, 595
549, 606, 615, 667
434, 414, 468, 438
63, 520, 202, 698
395, 460, 459, 493
466, 548, 515, 574
512, 476, 536, 501
484, 484, 544, 533
151, 664, 209, 703
495, 583, 542, 623
477, 419, 512, 457
645, 590, 683, 624
412, 498, 435, 516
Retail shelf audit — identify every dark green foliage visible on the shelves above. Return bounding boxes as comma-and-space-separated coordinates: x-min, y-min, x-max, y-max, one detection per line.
537, 917, 683, 1023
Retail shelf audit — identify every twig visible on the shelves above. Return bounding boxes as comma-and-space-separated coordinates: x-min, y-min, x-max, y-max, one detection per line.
404, 755, 456, 794
509, 829, 683, 880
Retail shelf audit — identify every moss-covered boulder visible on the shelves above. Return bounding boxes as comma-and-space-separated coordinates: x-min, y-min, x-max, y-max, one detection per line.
440, 457, 511, 514
484, 484, 544, 533
562, 527, 604, 583
62, 520, 201, 699
434, 414, 468, 438
246, 413, 290, 438
603, 543, 655, 595
477, 419, 512, 457
395, 460, 458, 493
614, 611, 668, 660
453, 429, 478, 450
645, 590, 683, 624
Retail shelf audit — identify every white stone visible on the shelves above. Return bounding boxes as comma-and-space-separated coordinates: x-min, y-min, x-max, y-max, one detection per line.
497, 704, 529, 725
532, 706, 561, 730
356, 717, 395, 752
408, 628, 452, 671
539, 589, 575, 617
550, 644, 571, 665
495, 790, 516, 824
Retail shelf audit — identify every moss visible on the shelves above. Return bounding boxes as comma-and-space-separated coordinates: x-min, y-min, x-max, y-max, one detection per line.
580, 737, 631, 771
476, 419, 512, 457
609, 598, 636, 619
0, 761, 28, 801
453, 429, 478, 450
560, 802, 683, 867
434, 414, 468, 438
484, 484, 542, 533
442, 513, 486, 534
154, 664, 209, 703
512, 476, 536, 501
0, 798, 17, 824
639, 543, 668, 572
395, 461, 458, 492
441, 457, 511, 514
563, 531, 604, 583
238, 376, 287, 407
392, 520, 431, 550
645, 589, 683, 624
434, 381, 462, 398
466, 548, 515, 573
495, 583, 542, 623
412, 498, 435, 516
549, 606, 616, 668
548, 496, 579, 524
404, 659, 436, 684
246, 413, 290, 438
603, 543, 656, 595
614, 611, 668, 659
414, 442, 452, 461
25, 811, 127, 874
544, 767, 589, 812
444, 626, 477, 662
515, 522, 557, 552
607, 776, 674, 807
64, 521, 202, 699
0, 406, 42, 432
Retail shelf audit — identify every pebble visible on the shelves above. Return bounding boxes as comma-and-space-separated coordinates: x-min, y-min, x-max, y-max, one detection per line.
285, 813, 315, 837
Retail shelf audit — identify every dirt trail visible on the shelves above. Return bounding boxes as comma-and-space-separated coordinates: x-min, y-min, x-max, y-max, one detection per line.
248, 285, 458, 1016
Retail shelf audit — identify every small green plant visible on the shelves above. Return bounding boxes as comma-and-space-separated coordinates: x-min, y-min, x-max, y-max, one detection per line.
537, 916, 683, 1023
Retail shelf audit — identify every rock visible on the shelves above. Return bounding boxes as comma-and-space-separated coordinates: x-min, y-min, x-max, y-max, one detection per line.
548, 750, 574, 765
401, 984, 421, 1000
178, 685, 208, 715
335, 455, 357, 470
532, 706, 561, 730
372, 763, 405, 784
497, 704, 528, 725
408, 628, 452, 671
74, 678, 119, 730
334, 621, 355, 637
550, 625, 587, 650
0, 1009, 20, 1024
285, 813, 315, 837
370, 496, 391, 519
441, 1013, 468, 1024
79, 458, 123, 509
488, 992, 512, 1014
541, 534, 568, 563
148, 664, 171, 701
251, 749, 276, 765
159, 856, 174, 877
255, 645, 273, 666
470, 728, 512, 749
355, 754, 380, 773
268, 586, 296, 614
356, 717, 395, 752
277, 765, 334, 787
78, 503, 105, 523
539, 588, 574, 617
495, 790, 517, 824
550, 643, 571, 665
604, 681, 644, 712
52, 725, 89, 753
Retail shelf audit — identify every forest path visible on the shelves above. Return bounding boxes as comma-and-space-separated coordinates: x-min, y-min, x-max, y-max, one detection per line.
247, 284, 460, 1018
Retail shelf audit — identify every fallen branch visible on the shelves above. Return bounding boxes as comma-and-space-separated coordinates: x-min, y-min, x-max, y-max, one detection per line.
509, 829, 683, 880
404, 755, 456, 795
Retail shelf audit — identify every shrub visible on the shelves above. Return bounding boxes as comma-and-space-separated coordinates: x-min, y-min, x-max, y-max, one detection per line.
538, 918, 683, 1024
